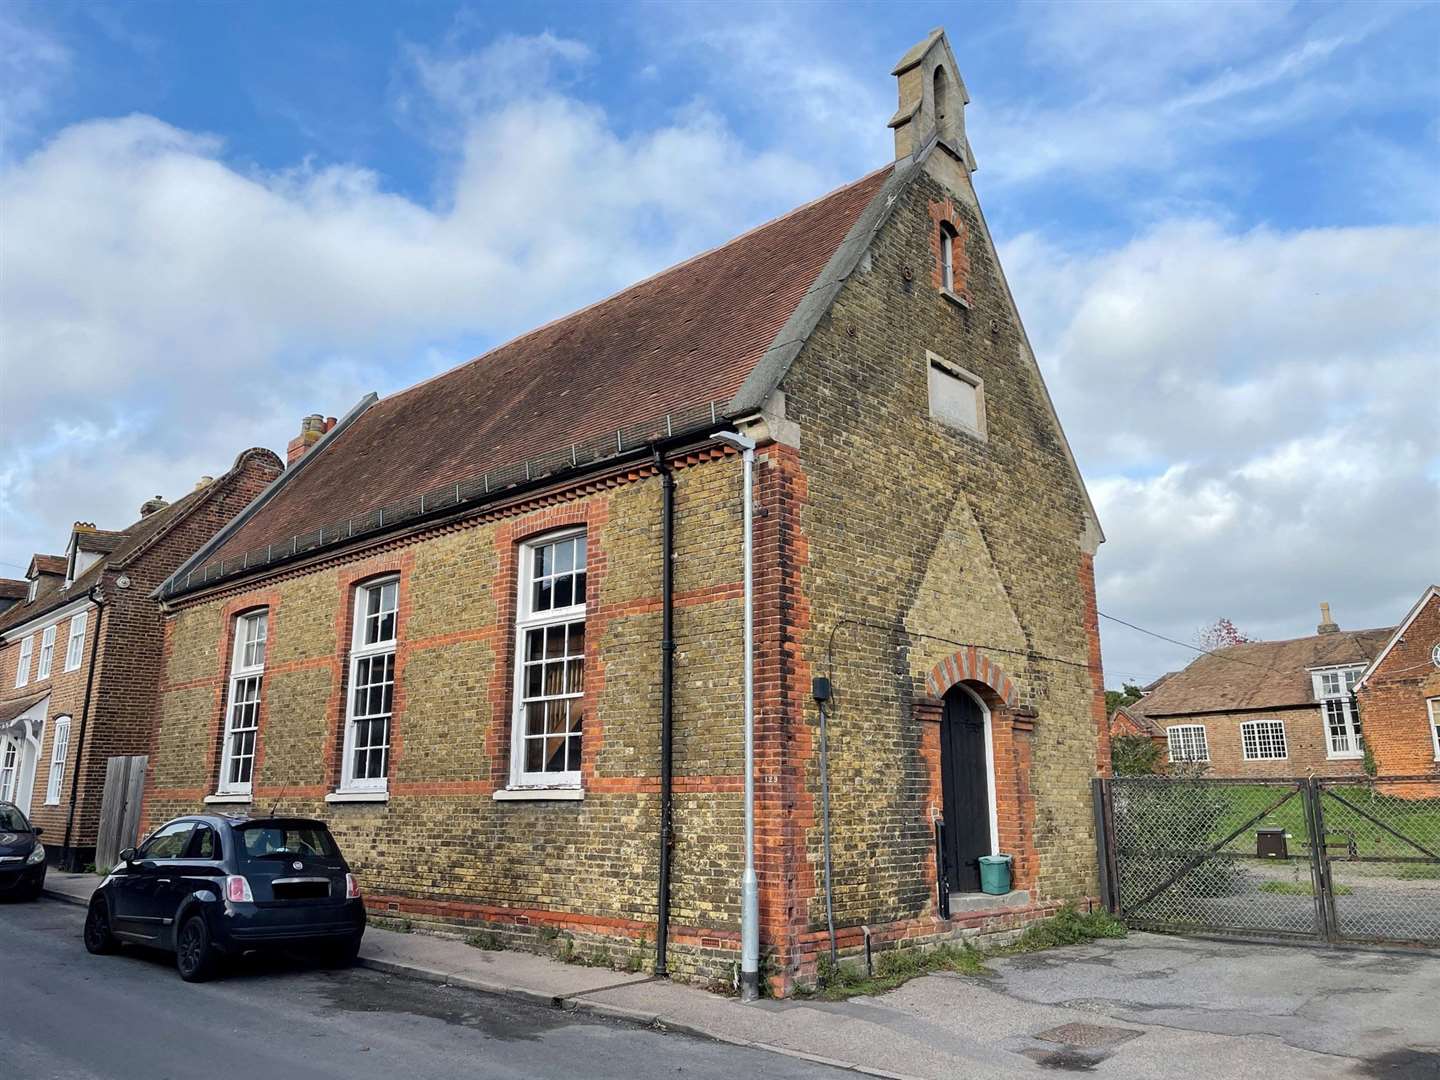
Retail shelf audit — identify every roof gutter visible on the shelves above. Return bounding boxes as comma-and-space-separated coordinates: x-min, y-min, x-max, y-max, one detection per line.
154, 392, 379, 600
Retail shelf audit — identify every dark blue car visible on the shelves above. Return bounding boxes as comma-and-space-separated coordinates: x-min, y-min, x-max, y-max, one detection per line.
84, 814, 365, 981
0, 802, 47, 900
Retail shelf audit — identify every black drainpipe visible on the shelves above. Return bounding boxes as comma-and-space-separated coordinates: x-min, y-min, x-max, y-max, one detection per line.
654, 448, 676, 976
62, 583, 106, 870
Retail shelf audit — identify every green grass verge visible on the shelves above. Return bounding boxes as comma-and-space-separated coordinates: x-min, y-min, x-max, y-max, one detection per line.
799, 904, 1126, 1001
1257, 880, 1352, 897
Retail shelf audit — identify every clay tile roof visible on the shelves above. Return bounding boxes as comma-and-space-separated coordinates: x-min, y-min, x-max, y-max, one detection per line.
29, 555, 66, 577
1137, 628, 1396, 717
207, 168, 893, 566
75, 529, 126, 554
0, 691, 49, 727
0, 580, 26, 601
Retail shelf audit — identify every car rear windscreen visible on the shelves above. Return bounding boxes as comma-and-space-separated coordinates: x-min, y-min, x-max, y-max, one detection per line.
236, 823, 339, 862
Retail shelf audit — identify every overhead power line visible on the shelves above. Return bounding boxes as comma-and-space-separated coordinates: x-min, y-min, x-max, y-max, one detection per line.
1097, 611, 1273, 671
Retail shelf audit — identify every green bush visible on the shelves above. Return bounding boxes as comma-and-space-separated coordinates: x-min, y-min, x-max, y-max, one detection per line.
1111, 735, 1163, 776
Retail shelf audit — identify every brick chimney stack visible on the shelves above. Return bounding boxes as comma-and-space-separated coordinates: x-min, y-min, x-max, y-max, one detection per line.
1317, 602, 1340, 635
286, 414, 337, 466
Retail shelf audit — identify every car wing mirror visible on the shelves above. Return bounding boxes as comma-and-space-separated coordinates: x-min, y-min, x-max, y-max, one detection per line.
118, 847, 137, 866
32, 826, 43, 836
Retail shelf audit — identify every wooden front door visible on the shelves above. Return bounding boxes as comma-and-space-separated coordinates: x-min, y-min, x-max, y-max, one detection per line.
940, 687, 992, 893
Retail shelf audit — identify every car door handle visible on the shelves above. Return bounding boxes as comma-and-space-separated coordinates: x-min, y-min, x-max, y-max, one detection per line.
157, 878, 173, 884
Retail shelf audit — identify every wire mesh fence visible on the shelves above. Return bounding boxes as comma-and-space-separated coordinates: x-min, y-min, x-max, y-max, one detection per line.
1100, 774, 1440, 948
1319, 778, 1440, 946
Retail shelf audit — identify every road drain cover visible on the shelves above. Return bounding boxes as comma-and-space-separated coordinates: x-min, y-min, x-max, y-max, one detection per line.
1034, 1022, 1143, 1049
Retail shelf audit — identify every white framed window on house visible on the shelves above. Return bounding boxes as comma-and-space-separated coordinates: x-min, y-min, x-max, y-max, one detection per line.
1241, 719, 1288, 761
36, 625, 56, 681
217, 610, 268, 796
64, 611, 88, 672
339, 578, 398, 794
0, 738, 18, 803
14, 634, 34, 688
939, 223, 957, 292
1429, 698, 1440, 762
926, 352, 986, 441
1167, 724, 1209, 763
45, 716, 72, 804
1312, 667, 1364, 759
507, 531, 587, 792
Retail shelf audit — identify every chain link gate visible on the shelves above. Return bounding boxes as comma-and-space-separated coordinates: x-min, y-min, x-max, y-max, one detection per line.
1095, 775, 1440, 949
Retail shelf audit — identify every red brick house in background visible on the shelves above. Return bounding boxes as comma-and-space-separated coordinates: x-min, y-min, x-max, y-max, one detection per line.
0, 449, 281, 868
1108, 673, 1173, 750
144, 30, 1111, 997
1127, 604, 1395, 779
1356, 585, 1440, 776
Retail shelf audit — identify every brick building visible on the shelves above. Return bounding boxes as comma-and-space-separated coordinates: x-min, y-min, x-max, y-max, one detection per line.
145, 30, 1111, 995
1355, 586, 1440, 776
0, 449, 282, 867
1128, 605, 1395, 779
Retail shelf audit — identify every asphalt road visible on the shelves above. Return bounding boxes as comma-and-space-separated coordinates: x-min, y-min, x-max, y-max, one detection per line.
0, 898, 846, 1080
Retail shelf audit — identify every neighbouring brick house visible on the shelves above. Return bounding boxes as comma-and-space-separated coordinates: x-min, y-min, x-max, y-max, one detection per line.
1129, 605, 1396, 779
1355, 586, 1440, 776
144, 30, 1110, 995
0, 449, 282, 867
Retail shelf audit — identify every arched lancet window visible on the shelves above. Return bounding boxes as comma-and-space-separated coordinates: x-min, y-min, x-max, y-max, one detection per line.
939, 222, 958, 292
933, 67, 950, 134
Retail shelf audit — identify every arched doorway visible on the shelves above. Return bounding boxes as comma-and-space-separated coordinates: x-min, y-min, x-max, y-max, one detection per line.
939, 683, 997, 893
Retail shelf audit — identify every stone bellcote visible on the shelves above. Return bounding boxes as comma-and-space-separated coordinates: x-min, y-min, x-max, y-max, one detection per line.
888, 28, 976, 170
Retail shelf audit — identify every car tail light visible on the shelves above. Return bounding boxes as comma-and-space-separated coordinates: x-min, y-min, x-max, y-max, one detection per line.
345, 873, 361, 900
225, 875, 254, 903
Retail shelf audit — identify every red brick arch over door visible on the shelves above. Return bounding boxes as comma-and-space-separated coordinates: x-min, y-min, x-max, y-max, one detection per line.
924, 649, 1020, 709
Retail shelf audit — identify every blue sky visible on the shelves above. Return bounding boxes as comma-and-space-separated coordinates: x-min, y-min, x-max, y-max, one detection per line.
2, 0, 1437, 685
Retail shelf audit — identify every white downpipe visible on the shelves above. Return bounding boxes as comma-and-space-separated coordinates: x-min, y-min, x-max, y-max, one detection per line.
715, 429, 759, 1001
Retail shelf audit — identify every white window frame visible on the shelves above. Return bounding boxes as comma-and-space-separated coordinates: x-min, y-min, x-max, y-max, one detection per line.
0, 738, 19, 803
1429, 698, 1440, 762
35, 625, 56, 681
217, 611, 268, 796
940, 223, 955, 292
338, 578, 399, 794
14, 634, 34, 688
507, 530, 588, 792
1167, 724, 1209, 763
926, 351, 987, 441
1312, 665, 1365, 759
1241, 719, 1288, 761
45, 716, 71, 805
64, 611, 88, 672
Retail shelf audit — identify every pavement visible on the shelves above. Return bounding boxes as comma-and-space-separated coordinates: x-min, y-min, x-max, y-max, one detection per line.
40, 871, 1440, 1079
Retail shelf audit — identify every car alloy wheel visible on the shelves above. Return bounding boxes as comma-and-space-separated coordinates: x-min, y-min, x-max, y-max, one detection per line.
176, 915, 217, 982
84, 903, 116, 955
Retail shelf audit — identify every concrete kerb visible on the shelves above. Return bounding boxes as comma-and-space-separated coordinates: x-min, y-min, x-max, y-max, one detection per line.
38, 887, 920, 1079
353, 954, 925, 1080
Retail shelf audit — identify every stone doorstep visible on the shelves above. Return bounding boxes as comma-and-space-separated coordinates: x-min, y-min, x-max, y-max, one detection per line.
948, 889, 1030, 915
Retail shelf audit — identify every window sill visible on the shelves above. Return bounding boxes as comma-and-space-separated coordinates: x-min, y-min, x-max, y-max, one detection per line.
326, 790, 389, 803
493, 787, 585, 802
203, 793, 252, 805
1327, 753, 1365, 761
941, 288, 971, 310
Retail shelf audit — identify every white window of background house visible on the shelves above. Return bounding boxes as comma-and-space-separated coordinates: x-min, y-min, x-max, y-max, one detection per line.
45, 716, 71, 804
510, 531, 587, 789
1167, 724, 1209, 763
1429, 698, 1440, 761
65, 611, 88, 672
340, 579, 398, 793
1312, 667, 1364, 759
1241, 719, 1288, 761
0, 738, 19, 802
36, 625, 56, 680
926, 352, 986, 440
218, 611, 267, 795
14, 635, 34, 688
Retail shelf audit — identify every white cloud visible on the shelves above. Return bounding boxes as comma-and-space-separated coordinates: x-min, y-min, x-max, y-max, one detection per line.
0, 12, 69, 161
1005, 219, 1440, 682
0, 32, 826, 575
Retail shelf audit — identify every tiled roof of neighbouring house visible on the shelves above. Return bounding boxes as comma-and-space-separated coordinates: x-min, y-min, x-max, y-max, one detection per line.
202, 167, 895, 569
1136, 628, 1396, 717
0, 580, 26, 601
0, 450, 280, 636
29, 555, 67, 577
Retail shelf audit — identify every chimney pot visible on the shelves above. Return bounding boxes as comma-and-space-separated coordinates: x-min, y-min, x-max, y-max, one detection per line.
1317, 602, 1340, 635
139, 496, 169, 517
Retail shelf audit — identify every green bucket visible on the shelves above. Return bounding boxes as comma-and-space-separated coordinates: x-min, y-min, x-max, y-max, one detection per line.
978, 854, 1012, 895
